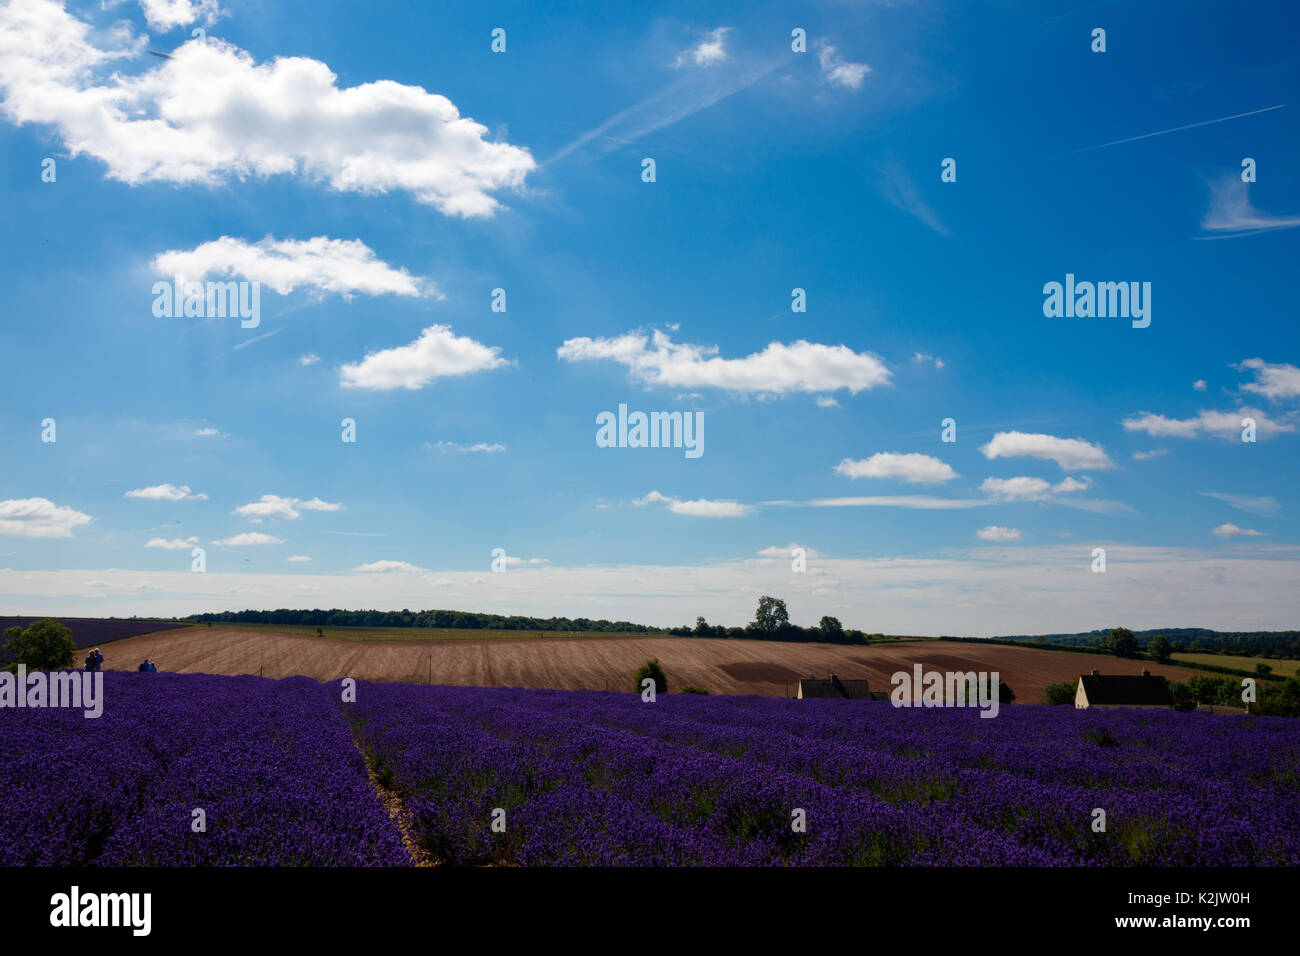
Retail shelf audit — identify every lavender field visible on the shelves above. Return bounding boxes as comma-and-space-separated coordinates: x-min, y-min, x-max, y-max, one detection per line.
2, 672, 1297, 866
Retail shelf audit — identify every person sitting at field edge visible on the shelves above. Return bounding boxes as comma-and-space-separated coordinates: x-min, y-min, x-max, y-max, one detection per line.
138, 660, 149, 672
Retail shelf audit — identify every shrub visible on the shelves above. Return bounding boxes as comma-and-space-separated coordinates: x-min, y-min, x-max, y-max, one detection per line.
3, 618, 75, 671
633, 659, 667, 695
1042, 679, 1078, 706
678, 685, 709, 695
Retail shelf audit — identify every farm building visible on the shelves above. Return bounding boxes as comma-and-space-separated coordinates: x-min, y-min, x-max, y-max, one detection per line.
1075, 669, 1173, 710
797, 673, 870, 700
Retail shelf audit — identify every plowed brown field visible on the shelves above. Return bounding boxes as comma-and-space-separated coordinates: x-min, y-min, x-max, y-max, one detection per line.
99, 628, 1215, 702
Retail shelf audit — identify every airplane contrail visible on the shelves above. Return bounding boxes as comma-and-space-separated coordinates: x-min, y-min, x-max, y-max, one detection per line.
1062, 104, 1285, 156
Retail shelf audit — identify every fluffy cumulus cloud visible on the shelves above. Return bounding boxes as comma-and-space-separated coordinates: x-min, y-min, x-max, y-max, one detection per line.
976, 525, 1022, 541
151, 236, 436, 299
138, 0, 221, 32
1122, 407, 1294, 440
834, 452, 957, 484
558, 329, 890, 395
980, 476, 1091, 501
675, 27, 731, 67
124, 482, 207, 501
0, 0, 535, 216
980, 431, 1114, 470
233, 494, 342, 521
817, 42, 870, 89
635, 490, 753, 518
1213, 523, 1265, 538
211, 532, 283, 546
354, 560, 425, 573
1235, 358, 1300, 401
145, 535, 198, 549
341, 325, 508, 391
0, 497, 92, 537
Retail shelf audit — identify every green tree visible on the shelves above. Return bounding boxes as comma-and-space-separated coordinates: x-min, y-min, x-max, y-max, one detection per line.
1255, 662, 1272, 676
751, 596, 790, 636
1149, 635, 1173, 662
1042, 679, 1078, 705
1109, 627, 1140, 659
693, 616, 710, 637
634, 659, 667, 695
818, 615, 844, 641
4, 618, 76, 670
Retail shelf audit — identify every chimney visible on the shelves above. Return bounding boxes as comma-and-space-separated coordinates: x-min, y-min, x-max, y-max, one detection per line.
1090, 668, 1100, 677
1141, 669, 1151, 677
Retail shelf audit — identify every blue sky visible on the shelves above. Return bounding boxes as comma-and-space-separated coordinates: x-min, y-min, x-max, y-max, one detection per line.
1, 0, 1298, 634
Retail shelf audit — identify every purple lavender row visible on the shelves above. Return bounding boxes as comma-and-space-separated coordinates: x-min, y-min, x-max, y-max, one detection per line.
355, 683, 1299, 866
0, 673, 409, 866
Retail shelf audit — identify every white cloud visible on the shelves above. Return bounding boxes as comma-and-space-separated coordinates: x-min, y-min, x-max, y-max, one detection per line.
803, 496, 989, 510
431, 441, 507, 454
635, 490, 753, 518
1200, 175, 1300, 238
354, 560, 424, 573
980, 476, 1050, 501
211, 532, 284, 546
1133, 449, 1167, 460
1193, 379, 1207, 391
876, 160, 948, 236
1198, 492, 1281, 517
12, 543, 1300, 633
0, 2, 535, 216
981, 476, 1091, 501
194, 426, 225, 437
675, 27, 731, 67
834, 452, 957, 484
145, 536, 198, 549
234, 494, 342, 520
0, 498, 92, 538
817, 42, 870, 89
557, 328, 890, 395
980, 431, 1115, 470
1122, 407, 1295, 440
341, 324, 508, 391
297, 353, 320, 367
910, 352, 945, 369
757, 543, 822, 558
124, 483, 207, 501
138, 0, 221, 32
1235, 358, 1300, 401
977, 526, 1022, 541
152, 236, 435, 300
286, 554, 312, 562
1213, 523, 1266, 538
815, 396, 840, 408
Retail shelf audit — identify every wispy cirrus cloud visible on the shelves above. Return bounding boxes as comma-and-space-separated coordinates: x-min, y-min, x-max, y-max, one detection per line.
1122, 407, 1295, 440
875, 159, 948, 236
1200, 174, 1300, 239
1198, 492, 1281, 517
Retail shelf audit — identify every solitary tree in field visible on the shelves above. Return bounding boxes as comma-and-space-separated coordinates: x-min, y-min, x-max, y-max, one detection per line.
634, 659, 668, 695
4, 618, 75, 670
751, 596, 790, 636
